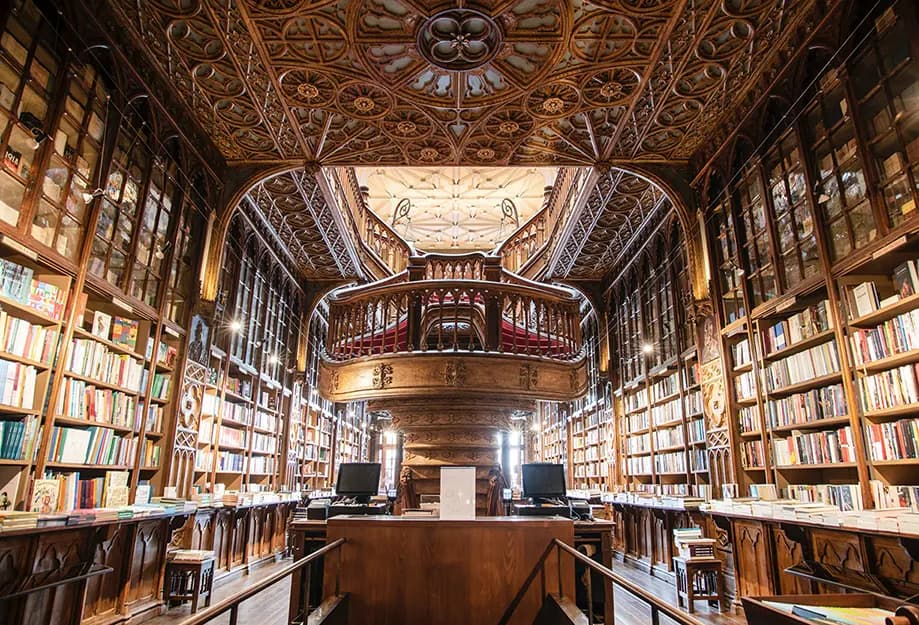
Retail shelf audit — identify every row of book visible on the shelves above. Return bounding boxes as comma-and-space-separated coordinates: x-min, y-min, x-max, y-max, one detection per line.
654, 450, 686, 473
66, 338, 145, 392
217, 426, 246, 448
765, 384, 848, 429
690, 448, 708, 472
740, 439, 766, 468
864, 417, 919, 461
689, 418, 705, 443
627, 455, 651, 475
249, 455, 275, 475
627, 433, 650, 454
732, 338, 752, 367
845, 260, 919, 319
772, 425, 856, 466
651, 372, 679, 401
623, 391, 647, 413
654, 425, 684, 448
738, 405, 760, 433
627, 411, 648, 431
651, 397, 681, 425
150, 373, 170, 401
47, 426, 136, 465
221, 401, 250, 425
849, 307, 919, 365
0, 258, 67, 320
142, 439, 160, 467
0, 312, 57, 364
870, 480, 919, 511
84, 311, 140, 350
0, 415, 38, 459
55, 378, 141, 428
735, 370, 757, 400
252, 432, 276, 454
0, 359, 38, 409
783, 482, 863, 511
761, 300, 833, 355
253, 409, 277, 432
686, 390, 702, 415
856, 363, 919, 412
763, 339, 840, 391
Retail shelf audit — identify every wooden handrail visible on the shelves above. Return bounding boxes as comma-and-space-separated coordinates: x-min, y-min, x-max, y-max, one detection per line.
327, 278, 579, 306
181, 538, 346, 625
497, 538, 708, 625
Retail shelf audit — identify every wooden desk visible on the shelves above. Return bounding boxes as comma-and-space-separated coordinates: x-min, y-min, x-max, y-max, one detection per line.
323, 516, 575, 625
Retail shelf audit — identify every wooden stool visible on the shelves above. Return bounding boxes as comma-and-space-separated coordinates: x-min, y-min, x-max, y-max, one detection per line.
164, 557, 215, 613
673, 556, 725, 613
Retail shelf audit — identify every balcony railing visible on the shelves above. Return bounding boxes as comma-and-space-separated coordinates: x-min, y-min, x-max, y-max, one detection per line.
325, 255, 582, 361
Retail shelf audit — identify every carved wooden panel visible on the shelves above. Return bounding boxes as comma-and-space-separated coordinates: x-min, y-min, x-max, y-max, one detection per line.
866, 536, 919, 598
231, 511, 248, 568
126, 520, 167, 607
23, 531, 88, 625
214, 510, 231, 571
83, 525, 129, 621
811, 529, 864, 571
191, 511, 215, 551
771, 526, 812, 595
733, 519, 774, 598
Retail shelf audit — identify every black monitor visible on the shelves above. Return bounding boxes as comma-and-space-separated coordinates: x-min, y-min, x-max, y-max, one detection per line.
522, 463, 567, 502
335, 462, 381, 504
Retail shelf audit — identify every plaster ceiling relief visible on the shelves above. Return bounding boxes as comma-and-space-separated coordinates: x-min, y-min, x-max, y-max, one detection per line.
105, 0, 829, 166
356, 167, 558, 252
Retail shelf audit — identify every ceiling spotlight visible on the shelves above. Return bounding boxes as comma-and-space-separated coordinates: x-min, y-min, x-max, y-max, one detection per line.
530, 423, 541, 432
642, 343, 655, 354
229, 319, 242, 333
268, 354, 279, 365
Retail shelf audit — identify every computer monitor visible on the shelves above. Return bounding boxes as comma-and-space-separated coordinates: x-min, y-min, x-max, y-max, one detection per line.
521, 463, 567, 502
335, 462, 381, 504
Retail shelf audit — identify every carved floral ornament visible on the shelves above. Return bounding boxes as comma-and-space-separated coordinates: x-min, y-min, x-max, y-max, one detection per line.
416, 9, 503, 71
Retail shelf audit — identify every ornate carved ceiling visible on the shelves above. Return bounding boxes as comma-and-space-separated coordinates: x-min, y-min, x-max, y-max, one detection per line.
105, 0, 828, 167
244, 169, 360, 279
355, 167, 556, 252
548, 168, 670, 280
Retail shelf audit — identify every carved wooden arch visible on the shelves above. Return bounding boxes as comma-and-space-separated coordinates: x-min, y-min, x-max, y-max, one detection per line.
607, 163, 707, 302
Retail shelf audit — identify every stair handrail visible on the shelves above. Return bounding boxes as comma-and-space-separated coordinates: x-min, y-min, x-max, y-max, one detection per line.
497, 538, 709, 625
181, 538, 346, 625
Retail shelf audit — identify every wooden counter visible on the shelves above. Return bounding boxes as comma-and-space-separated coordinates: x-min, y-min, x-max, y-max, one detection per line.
0, 501, 296, 625
322, 516, 575, 625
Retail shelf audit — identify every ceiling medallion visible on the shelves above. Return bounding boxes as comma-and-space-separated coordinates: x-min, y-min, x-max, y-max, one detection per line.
599, 82, 623, 99
396, 121, 418, 135
419, 147, 440, 161
476, 147, 496, 160
498, 121, 520, 135
297, 83, 320, 99
416, 9, 503, 71
353, 96, 376, 113
541, 97, 565, 115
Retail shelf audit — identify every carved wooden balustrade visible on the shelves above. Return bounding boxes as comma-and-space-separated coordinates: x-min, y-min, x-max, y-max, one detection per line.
327, 167, 411, 276
325, 258, 582, 363
498, 209, 547, 274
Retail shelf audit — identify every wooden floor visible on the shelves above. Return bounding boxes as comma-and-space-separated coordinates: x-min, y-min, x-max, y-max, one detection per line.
145, 556, 747, 625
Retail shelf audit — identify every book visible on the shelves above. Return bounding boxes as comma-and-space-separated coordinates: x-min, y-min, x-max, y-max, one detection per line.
103, 471, 129, 507
31, 478, 60, 513
3, 146, 21, 176
91, 310, 112, 341
892, 261, 917, 298
851, 282, 879, 318
111, 317, 139, 350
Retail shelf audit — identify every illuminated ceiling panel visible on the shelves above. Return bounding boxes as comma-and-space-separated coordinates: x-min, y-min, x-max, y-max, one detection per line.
355, 167, 558, 252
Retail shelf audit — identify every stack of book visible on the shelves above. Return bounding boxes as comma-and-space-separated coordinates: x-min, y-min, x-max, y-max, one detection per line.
0, 510, 38, 530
